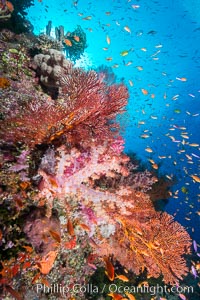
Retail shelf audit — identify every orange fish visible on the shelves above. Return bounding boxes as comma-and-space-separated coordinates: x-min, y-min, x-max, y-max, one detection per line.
191, 175, 200, 183
74, 35, 80, 42
49, 229, 61, 243
67, 219, 75, 236
104, 257, 115, 281
107, 293, 124, 300
125, 292, 136, 300
115, 274, 129, 282
141, 88, 148, 95
79, 223, 90, 231
64, 39, 72, 47
6, 1, 14, 12
106, 35, 111, 45
176, 77, 187, 82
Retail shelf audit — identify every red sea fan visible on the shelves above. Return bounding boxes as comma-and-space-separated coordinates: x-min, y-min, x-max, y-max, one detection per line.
0, 63, 128, 147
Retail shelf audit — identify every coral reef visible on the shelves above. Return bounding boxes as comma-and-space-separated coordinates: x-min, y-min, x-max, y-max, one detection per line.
0, 31, 192, 300
0, 0, 34, 33
0, 0, 13, 20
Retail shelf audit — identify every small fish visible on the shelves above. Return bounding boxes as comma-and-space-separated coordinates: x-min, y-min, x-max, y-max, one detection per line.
152, 163, 158, 170
140, 134, 149, 139
181, 134, 189, 139
191, 265, 198, 279
79, 223, 90, 231
189, 143, 199, 147
104, 257, 115, 281
106, 35, 111, 45
64, 39, 72, 47
5, 1, 14, 12
106, 57, 113, 61
120, 50, 129, 56
49, 229, 61, 243
191, 175, 200, 183
67, 219, 75, 236
189, 93, 195, 98
141, 47, 147, 51
125, 61, 133, 66
137, 66, 143, 71
191, 153, 200, 158
174, 109, 181, 114
132, 4, 140, 9
115, 274, 129, 282
112, 64, 119, 68
107, 293, 124, 300
124, 26, 131, 33
141, 88, 148, 95
82, 16, 92, 20
129, 79, 134, 86
145, 147, 153, 153
125, 292, 136, 300
176, 77, 187, 82
74, 35, 80, 42
193, 240, 198, 252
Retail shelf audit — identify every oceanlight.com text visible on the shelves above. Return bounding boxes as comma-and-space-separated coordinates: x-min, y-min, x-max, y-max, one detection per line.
36, 283, 194, 296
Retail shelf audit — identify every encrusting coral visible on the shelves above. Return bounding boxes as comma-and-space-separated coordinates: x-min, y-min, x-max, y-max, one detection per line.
0, 31, 192, 299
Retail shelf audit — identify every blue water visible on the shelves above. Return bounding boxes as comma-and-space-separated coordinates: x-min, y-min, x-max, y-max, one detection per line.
26, 0, 200, 244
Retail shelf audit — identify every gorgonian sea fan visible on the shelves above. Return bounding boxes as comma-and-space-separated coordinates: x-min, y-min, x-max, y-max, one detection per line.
0, 65, 128, 147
